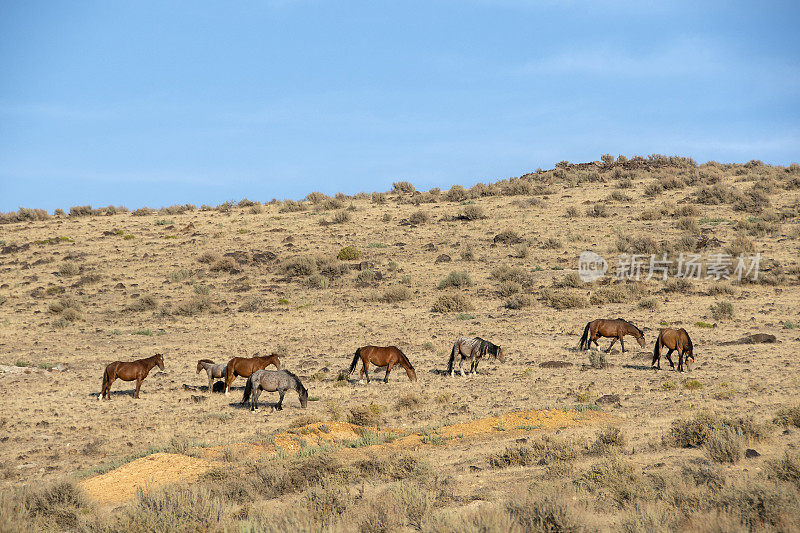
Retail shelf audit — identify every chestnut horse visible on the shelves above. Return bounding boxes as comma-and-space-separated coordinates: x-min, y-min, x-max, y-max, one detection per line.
99, 353, 164, 400
348, 346, 417, 384
224, 354, 282, 395
579, 318, 645, 353
653, 328, 694, 372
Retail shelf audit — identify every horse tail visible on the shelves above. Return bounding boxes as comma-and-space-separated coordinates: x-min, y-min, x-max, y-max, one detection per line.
349, 348, 362, 375
652, 332, 662, 365
101, 365, 110, 390
241, 375, 253, 404
579, 322, 591, 350
447, 342, 457, 374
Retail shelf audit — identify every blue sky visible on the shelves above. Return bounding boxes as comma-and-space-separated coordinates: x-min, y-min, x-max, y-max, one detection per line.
1, 1, 798, 212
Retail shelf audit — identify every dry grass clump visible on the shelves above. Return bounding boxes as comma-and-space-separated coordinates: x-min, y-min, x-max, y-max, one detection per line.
281, 255, 317, 278
197, 251, 220, 264
0, 207, 50, 224
541, 237, 562, 249
493, 229, 523, 244
587, 350, 607, 369
437, 271, 473, 289
592, 427, 626, 454
576, 457, 646, 506
431, 293, 474, 313
773, 405, 800, 428
505, 485, 591, 532
280, 199, 308, 212
371, 192, 386, 204
590, 285, 632, 305
2, 479, 91, 531
664, 277, 693, 293
238, 296, 267, 312
554, 272, 583, 288
542, 289, 587, 310
565, 206, 580, 218
59, 262, 80, 277
497, 280, 521, 297
710, 301, 734, 320
131, 207, 156, 216
444, 185, 468, 202
126, 295, 158, 312
586, 203, 609, 217
637, 297, 659, 310
353, 270, 374, 286
395, 393, 423, 410
733, 187, 771, 213
675, 216, 699, 232
765, 452, 800, 487
392, 181, 415, 194
725, 234, 754, 256
69, 205, 94, 217
209, 257, 237, 272
668, 411, 767, 448
48, 297, 82, 324
174, 295, 215, 316
505, 294, 531, 309
491, 264, 534, 287
348, 404, 384, 426
489, 444, 536, 468
379, 286, 412, 303
457, 205, 486, 220
705, 427, 743, 463
408, 210, 430, 225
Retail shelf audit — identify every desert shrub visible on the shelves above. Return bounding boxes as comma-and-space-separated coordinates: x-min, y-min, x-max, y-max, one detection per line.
489, 444, 536, 468
593, 427, 626, 453
590, 285, 630, 305
615, 234, 660, 255
695, 184, 738, 205
380, 286, 412, 303
765, 452, 800, 487
505, 486, 589, 532
494, 229, 522, 244
395, 393, 423, 410
565, 206, 580, 218
733, 188, 770, 213
643, 182, 664, 196
444, 185, 468, 202
675, 204, 701, 217
280, 199, 307, 212
576, 458, 646, 506
0, 295, 6, 306
725, 234, 754, 256
126, 295, 158, 312
713, 480, 800, 530
209, 257, 236, 272
131, 207, 156, 216
505, 294, 531, 309
301, 480, 352, 527
736, 217, 780, 237
431, 293, 474, 313
664, 278, 693, 293
707, 283, 736, 296
175, 295, 214, 316
542, 237, 561, 249
49, 297, 81, 314
305, 191, 328, 204
710, 301, 734, 320
491, 265, 533, 287
774, 405, 800, 428
408, 210, 429, 225
639, 205, 672, 220
544, 290, 587, 310
675, 216, 699, 232
392, 181, 415, 194
320, 210, 350, 225
14, 480, 90, 530
668, 411, 767, 448
460, 244, 475, 261
437, 271, 473, 289
588, 350, 607, 369
608, 190, 631, 202
586, 203, 609, 217
353, 270, 374, 286
349, 404, 384, 426
69, 205, 93, 217
116, 485, 224, 532
458, 205, 486, 221
370, 192, 387, 204
59, 262, 79, 277
554, 272, 582, 288
511, 243, 529, 259
167, 269, 191, 282
337, 246, 362, 261
281, 256, 317, 277
197, 251, 220, 264
705, 427, 743, 463
497, 280, 521, 297
238, 296, 267, 312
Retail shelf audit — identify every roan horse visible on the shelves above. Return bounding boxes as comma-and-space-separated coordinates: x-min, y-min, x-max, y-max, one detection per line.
224, 354, 282, 395
653, 328, 694, 372
348, 346, 417, 384
579, 319, 645, 353
447, 337, 504, 376
196, 359, 228, 393
99, 353, 164, 400
242, 369, 308, 411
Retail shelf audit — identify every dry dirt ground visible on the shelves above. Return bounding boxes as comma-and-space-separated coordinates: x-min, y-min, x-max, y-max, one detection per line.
1, 156, 799, 530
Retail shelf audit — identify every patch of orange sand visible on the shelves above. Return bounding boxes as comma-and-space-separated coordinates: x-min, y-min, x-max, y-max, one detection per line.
79, 452, 214, 505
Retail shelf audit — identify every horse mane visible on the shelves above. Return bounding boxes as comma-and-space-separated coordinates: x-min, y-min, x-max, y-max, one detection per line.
197, 359, 214, 364
475, 337, 500, 357
396, 348, 414, 369
617, 319, 643, 337
280, 368, 307, 392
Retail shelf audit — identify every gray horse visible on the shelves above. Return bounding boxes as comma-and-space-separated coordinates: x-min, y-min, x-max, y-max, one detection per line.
241, 369, 308, 412
447, 337, 504, 376
196, 359, 227, 393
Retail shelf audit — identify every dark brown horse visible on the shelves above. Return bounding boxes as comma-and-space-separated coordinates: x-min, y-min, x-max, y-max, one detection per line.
579, 318, 645, 353
224, 354, 282, 395
348, 346, 417, 384
99, 353, 164, 400
653, 328, 694, 372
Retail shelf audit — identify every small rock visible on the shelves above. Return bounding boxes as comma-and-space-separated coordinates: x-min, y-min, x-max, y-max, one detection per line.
435, 254, 452, 264
595, 394, 621, 407
745, 449, 760, 458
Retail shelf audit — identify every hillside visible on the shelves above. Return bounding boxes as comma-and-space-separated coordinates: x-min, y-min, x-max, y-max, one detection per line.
1, 155, 800, 531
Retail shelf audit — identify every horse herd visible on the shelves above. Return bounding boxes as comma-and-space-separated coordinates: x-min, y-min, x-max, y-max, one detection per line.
97, 319, 695, 410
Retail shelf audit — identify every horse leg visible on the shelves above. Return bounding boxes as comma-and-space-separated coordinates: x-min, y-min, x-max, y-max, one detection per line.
652, 346, 661, 370
134, 377, 143, 399
458, 357, 465, 377
620, 336, 626, 353
665, 349, 675, 370
208, 373, 214, 394
362, 360, 370, 384
252, 388, 260, 411
384, 362, 394, 384
677, 352, 684, 373
591, 335, 600, 349
277, 390, 285, 410
605, 338, 617, 353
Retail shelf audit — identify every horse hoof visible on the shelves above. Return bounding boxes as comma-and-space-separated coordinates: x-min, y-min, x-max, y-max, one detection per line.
358, 380, 364, 385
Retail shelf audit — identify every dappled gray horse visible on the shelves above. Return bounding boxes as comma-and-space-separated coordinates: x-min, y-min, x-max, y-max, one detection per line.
447, 337, 504, 376
241, 369, 308, 412
196, 359, 227, 393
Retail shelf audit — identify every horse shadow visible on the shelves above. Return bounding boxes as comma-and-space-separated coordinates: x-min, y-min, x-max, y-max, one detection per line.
89, 389, 140, 399
621, 363, 656, 371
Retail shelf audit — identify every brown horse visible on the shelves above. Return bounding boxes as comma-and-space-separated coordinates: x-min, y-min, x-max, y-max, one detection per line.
99, 353, 164, 400
224, 354, 282, 395
348, 346, 417, 384
653, 328, 694, 372
579, 318, 645, 353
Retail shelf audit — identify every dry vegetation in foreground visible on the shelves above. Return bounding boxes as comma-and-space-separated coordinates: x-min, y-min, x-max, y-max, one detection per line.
2, 155, 800, 531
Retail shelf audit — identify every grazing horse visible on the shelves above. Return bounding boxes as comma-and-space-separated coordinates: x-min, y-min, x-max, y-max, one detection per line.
196, 359, 228, 393
99, 353, 164, 400
348, 346, 417, 384
447, 337, 504, 376
224, 354, 282, 396
653, 328, 694, 372
242, 369, 308, 411
579, 318, 645, 353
